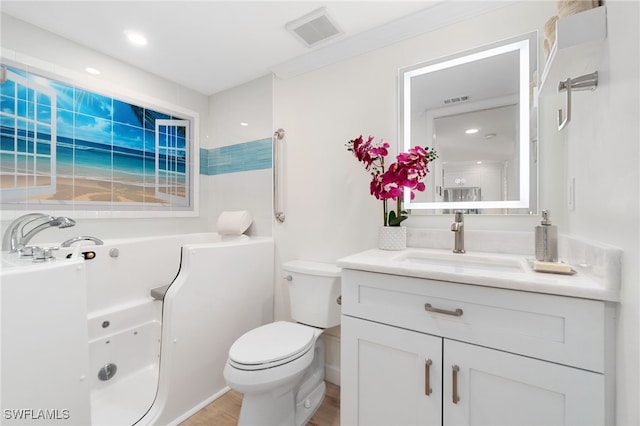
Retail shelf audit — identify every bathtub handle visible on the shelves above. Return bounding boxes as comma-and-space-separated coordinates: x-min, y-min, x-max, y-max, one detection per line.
61, 236, 104, 247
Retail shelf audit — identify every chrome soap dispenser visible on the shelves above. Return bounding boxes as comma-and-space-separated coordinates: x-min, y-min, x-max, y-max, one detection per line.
535, 209, 558, 262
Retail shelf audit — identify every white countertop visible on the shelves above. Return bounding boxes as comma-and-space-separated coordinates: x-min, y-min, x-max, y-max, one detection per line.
337, 247, 620, 302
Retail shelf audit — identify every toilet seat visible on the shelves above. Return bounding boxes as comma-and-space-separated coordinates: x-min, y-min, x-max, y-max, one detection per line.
228, 322, 315, 371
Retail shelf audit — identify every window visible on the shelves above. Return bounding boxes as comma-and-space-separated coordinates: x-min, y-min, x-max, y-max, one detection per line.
0, 63, 197, 215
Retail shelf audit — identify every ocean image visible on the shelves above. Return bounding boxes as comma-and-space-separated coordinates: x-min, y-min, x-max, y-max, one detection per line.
0, 65, 190, 206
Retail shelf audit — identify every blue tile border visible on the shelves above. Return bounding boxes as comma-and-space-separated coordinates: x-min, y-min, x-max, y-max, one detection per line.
200, 137, 271, 175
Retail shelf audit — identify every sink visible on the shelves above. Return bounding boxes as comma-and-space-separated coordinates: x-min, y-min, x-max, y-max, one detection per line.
392, 249, 526, 273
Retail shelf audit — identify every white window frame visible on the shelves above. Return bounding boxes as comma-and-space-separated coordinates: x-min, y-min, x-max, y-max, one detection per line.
0, 67, 57, 201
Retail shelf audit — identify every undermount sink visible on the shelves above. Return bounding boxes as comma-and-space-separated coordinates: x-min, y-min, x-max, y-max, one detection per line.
392, 249, 527, 273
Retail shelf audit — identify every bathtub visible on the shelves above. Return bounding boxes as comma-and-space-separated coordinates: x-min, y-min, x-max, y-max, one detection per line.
0, 232, 274, 425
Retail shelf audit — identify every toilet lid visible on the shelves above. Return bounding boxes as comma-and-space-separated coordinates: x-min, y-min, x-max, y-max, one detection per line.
228, 322, 315, 369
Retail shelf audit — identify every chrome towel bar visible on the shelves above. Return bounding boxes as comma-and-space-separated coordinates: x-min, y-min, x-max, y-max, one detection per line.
557, 71, 598, 130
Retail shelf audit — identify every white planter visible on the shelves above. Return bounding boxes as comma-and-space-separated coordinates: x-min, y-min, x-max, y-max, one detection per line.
378, 226, 407, 251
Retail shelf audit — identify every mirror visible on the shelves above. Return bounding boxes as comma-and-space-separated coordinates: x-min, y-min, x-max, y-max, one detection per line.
399, 32, 538, 214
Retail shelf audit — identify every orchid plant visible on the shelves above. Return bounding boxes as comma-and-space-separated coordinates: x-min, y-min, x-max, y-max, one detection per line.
346, 135, 437, 226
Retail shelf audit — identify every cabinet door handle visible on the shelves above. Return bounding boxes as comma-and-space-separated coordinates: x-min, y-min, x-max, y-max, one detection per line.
424, 359, 433, 396
452, 365, 460, 404
425, 303, 463, 317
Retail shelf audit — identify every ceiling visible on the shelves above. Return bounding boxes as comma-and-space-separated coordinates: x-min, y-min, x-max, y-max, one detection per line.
0, 1, 511, 96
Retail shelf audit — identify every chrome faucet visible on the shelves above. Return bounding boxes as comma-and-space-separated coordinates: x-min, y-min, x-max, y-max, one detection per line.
451, 211, 465, 254
2, 213, 76, 253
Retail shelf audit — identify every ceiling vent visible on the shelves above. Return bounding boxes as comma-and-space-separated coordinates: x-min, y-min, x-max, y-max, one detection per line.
443, 95, 470, 105
285, 7, 343, 47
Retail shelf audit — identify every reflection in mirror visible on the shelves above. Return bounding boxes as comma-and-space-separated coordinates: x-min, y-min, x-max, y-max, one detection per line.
400, 32, 538, 215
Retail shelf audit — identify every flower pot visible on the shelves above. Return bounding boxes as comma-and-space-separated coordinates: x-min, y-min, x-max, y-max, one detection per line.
378, 226, 407, 251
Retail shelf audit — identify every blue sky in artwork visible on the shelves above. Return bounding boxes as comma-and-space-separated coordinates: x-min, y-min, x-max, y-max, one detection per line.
4, 66, 184, 153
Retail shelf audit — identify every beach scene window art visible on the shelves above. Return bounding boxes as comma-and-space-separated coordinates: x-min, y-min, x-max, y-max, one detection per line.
0, 65, 193, 210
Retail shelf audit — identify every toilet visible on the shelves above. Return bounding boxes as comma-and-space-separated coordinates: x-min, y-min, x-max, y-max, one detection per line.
223, 260, 341, 426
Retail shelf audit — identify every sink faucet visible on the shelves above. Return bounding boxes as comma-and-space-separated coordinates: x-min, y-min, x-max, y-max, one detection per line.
2, 213, 76, 253
451, 211, 465, 254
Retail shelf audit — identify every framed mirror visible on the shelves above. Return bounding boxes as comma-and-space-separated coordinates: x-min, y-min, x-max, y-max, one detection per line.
399, 32, 538, 214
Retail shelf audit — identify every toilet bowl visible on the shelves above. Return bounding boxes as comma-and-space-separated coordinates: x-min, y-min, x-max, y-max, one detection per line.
223, 260, 341, 426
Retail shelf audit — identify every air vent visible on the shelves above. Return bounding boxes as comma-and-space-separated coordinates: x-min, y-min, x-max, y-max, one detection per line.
443, 95, 470, 105
285, 7, 343, 47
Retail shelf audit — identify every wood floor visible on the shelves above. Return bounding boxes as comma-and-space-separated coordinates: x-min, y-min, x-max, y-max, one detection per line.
180, 382, 340, 426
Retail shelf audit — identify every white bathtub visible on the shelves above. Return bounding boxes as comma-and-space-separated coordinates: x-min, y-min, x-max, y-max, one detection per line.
1, 232, 274, 425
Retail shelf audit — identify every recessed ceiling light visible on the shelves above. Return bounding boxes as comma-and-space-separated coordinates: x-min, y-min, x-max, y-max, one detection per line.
484, 133, 497, 139
476, 161, 483, 164
465, 128, 479, 134
125, 30, 148, 46
240, 122, 249, 127
85, 67, 101, 75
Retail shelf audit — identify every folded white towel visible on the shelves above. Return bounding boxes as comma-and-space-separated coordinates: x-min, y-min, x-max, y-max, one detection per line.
216, 210, 253, 235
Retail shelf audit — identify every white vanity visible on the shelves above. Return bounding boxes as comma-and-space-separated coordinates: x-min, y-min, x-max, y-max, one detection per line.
338, 243, 619, 426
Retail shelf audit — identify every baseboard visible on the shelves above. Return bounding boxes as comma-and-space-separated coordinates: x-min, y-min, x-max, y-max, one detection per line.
324, 363, 340, 386
321, 332, 341, 386
166, 386, 231, 425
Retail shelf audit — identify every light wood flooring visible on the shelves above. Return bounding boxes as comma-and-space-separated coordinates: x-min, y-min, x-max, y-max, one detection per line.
181, 382, 340, 426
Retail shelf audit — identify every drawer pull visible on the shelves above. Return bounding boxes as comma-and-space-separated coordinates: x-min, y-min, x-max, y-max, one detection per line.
425, 303, 463, 317
452, 365, 460, 404
425, 359, 433, 396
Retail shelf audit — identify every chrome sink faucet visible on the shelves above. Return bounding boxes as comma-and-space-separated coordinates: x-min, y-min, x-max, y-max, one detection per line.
451, 211, 465, 254
2, 213, 76, 253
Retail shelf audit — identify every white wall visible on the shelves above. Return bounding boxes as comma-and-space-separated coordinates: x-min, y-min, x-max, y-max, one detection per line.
274, 1, 638, 423
207, 75, 274, 236
273, 2, 556, 272
560, 2, 639, 424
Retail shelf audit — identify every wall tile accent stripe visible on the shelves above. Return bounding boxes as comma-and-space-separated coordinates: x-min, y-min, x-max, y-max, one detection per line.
200, 137, 272, 175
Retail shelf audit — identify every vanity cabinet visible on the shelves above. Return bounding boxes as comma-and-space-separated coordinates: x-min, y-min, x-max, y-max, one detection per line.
340, 269, 613, 426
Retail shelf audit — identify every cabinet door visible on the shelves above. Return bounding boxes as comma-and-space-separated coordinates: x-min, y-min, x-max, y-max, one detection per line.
341, 315, 442, 426
443, 339, 605, 426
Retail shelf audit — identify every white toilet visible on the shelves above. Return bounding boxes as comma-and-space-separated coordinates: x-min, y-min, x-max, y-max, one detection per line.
223, 260, 341, 426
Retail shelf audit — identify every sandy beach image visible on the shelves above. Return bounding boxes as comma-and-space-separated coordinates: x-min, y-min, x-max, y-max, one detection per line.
1, 174, 172, 204
1, 63, 190, 209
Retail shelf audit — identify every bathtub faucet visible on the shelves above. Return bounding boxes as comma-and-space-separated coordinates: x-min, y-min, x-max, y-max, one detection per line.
2, 213, 76, 253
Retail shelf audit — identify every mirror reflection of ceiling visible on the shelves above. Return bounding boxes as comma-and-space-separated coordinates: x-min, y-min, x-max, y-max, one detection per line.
412, 49, 520, 164
435, 104, 517, 164
411, 50, 519, 112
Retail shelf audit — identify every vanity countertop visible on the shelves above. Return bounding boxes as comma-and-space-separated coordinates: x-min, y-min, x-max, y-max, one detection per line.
337, 247, 620, 302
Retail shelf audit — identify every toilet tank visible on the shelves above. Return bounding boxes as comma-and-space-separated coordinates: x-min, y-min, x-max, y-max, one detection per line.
282, 260, 341, 329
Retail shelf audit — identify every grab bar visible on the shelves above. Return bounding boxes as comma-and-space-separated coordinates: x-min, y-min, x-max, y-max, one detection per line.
273, 128, 286, 223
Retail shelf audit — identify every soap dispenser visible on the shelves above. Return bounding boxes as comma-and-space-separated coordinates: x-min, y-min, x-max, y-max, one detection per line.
535, 210, 558, 262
